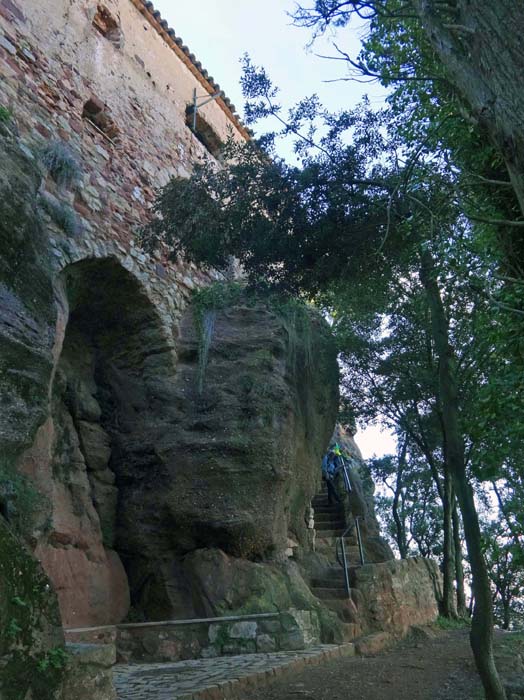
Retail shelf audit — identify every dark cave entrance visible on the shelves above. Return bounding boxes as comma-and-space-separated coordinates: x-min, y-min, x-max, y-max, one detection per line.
53, 257, 178, 622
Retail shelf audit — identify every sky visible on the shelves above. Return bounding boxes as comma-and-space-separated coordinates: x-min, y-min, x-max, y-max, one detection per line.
154, 1, 388, 135
153, 1, 395, 458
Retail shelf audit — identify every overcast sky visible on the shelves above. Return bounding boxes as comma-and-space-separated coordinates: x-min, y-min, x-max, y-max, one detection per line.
152, 1, 396, 458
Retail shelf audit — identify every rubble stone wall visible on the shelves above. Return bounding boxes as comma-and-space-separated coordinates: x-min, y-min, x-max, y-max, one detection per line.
0, 0, 246, 256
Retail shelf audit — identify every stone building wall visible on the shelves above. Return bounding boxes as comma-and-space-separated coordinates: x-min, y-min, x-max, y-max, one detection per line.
0, 0, 252, 629
0, 0, 247, 258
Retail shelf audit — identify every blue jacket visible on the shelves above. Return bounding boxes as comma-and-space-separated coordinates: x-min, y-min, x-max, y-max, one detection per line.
322, 455, 341, 480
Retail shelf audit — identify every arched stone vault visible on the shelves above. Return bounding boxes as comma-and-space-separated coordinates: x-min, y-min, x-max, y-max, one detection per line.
23, 256, 178, 627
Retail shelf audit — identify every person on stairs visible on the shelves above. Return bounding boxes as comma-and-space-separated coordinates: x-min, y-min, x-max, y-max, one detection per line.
321, 449, 341, 505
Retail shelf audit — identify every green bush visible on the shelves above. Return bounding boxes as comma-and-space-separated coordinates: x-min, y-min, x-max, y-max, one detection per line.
0, 105, 12, 123
39, 140, 81, 188
0, 462, 44, 537
435, 614, 470, 631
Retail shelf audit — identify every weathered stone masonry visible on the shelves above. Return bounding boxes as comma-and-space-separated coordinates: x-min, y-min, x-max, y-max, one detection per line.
0, 0, 247, 255
0, 0, 251, 629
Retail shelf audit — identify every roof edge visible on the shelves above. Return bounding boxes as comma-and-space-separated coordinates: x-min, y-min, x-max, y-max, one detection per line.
130, 0, 252, 141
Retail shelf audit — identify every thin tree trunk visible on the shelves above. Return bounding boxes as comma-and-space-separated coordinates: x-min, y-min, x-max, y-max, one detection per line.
393, 436, 409, 558
452, 495, 468, 617
492, 481, 523, 548
420, 248, 506, 700
442, 463, 457, 617
502, 598, 511, 631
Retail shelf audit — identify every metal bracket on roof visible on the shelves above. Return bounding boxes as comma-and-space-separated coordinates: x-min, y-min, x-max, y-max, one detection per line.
191, 88, 223, 131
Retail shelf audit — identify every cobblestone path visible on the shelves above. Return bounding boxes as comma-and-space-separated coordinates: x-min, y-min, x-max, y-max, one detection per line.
114, 644, 355, 700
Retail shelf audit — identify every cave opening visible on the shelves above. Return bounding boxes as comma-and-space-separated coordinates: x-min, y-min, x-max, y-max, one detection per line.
51, 257, 179, 625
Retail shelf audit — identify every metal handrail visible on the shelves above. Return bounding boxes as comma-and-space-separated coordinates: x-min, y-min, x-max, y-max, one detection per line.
336, 523, 353, 598
335, 457, 365, 597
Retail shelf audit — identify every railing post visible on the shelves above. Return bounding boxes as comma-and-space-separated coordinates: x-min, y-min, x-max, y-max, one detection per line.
355, 515, 365, 566
339, 536, 351, 598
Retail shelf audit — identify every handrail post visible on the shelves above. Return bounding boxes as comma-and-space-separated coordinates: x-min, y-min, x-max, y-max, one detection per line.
339, 536, 351, 598
355, 515, 365, 566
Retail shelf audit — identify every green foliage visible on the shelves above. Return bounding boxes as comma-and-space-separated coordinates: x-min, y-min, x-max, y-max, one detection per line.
0, 105, 12, 123
481, 520, 524, 630
0, 461, 43, 537
191, 282, 244, 393
191, 281, 320, 393
38, 193, 79, 236
36, 646, 68, 673
146, 100, 398, 299
39, 140, 81, 188
0, 519, 66, 700
435, 615, 470, 631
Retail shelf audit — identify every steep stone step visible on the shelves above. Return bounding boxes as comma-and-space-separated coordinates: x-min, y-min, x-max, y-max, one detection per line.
314, 514, 346, 522
314, 509, 344, 518
315, 535, 358, 546
315, 521, 346, 532
310, 587, 349, 600
312, 502, 344, 512
311, 496, 343, 510
315, 529, 353, 538
314, 511, 344, 521
311, 576, 347, 588
321, 597, 359, 623
312, 498, 333, 508
314, 543, 362, 567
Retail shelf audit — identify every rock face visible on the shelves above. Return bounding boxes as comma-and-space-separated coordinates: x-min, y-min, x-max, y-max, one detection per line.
0, 120, 439, 660
0, 518, 65, 700
112, 298, 339, 619
0, 122, 340, 628
0, 121, 57, 466
350, 558, 442, 636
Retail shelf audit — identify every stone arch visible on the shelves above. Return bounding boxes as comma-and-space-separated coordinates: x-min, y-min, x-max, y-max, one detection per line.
36, 256, 177, 628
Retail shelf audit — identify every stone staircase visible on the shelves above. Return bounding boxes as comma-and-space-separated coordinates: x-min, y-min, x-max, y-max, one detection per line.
310, 484, 363, 641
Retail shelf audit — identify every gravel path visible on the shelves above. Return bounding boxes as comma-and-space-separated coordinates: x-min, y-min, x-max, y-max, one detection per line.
242, 629, 482, 700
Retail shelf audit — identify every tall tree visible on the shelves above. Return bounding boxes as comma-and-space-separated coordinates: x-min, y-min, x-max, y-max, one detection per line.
145, 9, 524, 686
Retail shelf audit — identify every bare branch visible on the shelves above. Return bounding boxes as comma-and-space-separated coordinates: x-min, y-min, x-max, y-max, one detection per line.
465, 214, 524, 228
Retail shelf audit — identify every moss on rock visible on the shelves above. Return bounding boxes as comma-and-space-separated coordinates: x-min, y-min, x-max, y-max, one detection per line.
0, 518, 65, 700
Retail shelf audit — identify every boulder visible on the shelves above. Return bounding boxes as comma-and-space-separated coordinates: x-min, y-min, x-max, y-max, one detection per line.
182, 548, 343, 643
350, 557, 442, 636
113, 296, 339, 617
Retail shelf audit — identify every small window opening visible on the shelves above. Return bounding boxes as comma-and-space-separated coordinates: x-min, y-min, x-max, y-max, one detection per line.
185, 106, 223, 158
82, 97, 120, 142
92, 5, 123, 47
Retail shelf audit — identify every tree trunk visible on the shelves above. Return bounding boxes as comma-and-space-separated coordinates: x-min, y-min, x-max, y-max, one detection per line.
393, 436, 409, 558
414, 1, 524, 217
441, 462, 457, 617
420, 248, 506, 700
502, 598, 511, 631
452, 495, 468, 617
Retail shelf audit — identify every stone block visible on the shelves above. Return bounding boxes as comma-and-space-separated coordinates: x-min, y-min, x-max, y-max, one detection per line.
256, 633, 276, 652
0, 34, 16, 54
63, 643, 116, 700
67, 642, 116, 667
355, 631, 393, 656
228, 620, 258, 639
222, 640, 256, 655
258, 619, 281, 635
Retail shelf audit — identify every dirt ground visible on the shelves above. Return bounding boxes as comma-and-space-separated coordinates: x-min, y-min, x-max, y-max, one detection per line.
243, 628, 483, 700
